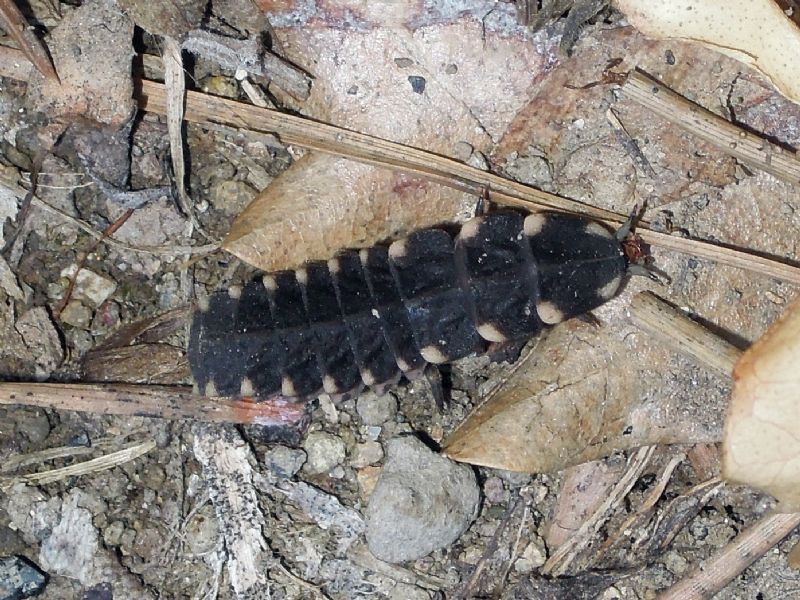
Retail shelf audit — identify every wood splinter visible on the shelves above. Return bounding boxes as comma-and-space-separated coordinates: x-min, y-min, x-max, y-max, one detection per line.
0, 382, 309, 429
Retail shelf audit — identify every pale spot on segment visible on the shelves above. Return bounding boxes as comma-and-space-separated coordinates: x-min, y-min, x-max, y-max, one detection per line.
197, 295, 210, 313
477, 322, 507, 342
205, 380, 219, 396
323, 375, 339, 395
524, 213, 547, 236
262, 275, 277, 291
281, 376, 297, 397
192, 382, 200, 394
359, 248, 370, 265
360, 369, 376, 386
388, 239, 407, 260
295, 268, 308, 285
228, 285, 242, 299
396, 357, 410, 372
458, 217, 484, 241
240, 377, 255, 396
584, 220, 612, 239
598, 274, 623, 300
420, 345, 448, 364
327, 257, 341, 274
536, 301, 565, 324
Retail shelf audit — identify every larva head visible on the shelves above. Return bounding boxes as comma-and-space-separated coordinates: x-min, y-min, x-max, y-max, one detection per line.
524, 213, 627, 324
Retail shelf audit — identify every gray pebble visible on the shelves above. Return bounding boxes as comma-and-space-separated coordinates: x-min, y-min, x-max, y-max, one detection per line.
0, 555, 47, 599
356, 392, 397, 426
302, 432, 346, 475
263, 445, 307, 479
350, 440, 384, 468
365, 436, 480, 563
60, 300, 93, 329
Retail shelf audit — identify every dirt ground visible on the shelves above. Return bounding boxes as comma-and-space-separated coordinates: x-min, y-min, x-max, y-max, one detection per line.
1, 1, 800, 599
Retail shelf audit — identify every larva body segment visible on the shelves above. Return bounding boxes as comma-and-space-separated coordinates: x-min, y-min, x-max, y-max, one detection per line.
188, 212, 627, 399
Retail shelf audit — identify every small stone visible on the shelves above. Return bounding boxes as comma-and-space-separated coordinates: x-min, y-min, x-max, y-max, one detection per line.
302, 432, 346, 475
357, 392, 397, 426
350, 441, 384, 468
460, 546, 483, 565
263, 445, 307, 479
208, 180, 257, 216
408, 75, 426, 94
0, 555, 47, 599
365, 436, 480, 563
357, 466, 381, 499
483, 476, 507, 504
663, 550, 688, 576
103, 520, 125, 546
59, 266, 117, 307
453, 141, 473, 162
90, 301, 120, 335
394, 57, 414, 68
60, 300, 93, 329
513, 538, 546, 573
67, 329, 94, 357
444, 63, 458, 75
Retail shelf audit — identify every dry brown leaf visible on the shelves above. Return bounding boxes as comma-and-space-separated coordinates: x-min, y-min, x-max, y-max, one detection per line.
223, 3, 542, 271
223, 154, 476, 270
722, 298, 800, 510
442, 320, 723, 473
614, 0, 800, 105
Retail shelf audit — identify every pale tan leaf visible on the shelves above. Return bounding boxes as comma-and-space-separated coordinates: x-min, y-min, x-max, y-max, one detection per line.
723, 298, 800, 510
614, 0, 800, 105
442, 320, 724, 473
223, 153, 476, 271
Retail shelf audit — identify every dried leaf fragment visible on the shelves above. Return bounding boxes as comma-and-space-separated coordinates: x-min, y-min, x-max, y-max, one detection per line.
443, 315, 728, 473
723, 298, 800, 510
614, 0, 800, 105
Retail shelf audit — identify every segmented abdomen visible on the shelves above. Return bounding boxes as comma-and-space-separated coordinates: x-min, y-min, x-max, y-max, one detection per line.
188, 212, 626, 399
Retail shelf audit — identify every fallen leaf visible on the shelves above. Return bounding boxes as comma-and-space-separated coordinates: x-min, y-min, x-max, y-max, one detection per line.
442, 319, 724, 473
223, 3, 542, 271
223, 153, 476, 271
723, 298, 800, 510
614, 0, 800, 105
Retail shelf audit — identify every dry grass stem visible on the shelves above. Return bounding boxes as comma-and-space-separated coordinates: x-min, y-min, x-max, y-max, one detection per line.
629, 291, 742, 377
658, 512, 800, 600
0, 440, 156, 490
542, 445, 657, 577
0, 382, 307, 426
621, 70, 800, 186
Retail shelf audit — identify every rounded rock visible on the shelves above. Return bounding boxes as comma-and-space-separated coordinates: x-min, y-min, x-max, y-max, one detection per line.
365, 436, 480, 563
356, 392, 398, 426
302, 432, 346, 475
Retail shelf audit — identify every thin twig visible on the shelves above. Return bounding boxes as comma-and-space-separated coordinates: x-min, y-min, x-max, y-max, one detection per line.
55, 207, 133, 318
629, 291, 742, 377
0, 0, 58, 81
542, 445, 657, 577
0, 174, 218, 256
0, 382, 308, 427
621, 70, 800, 186
0, 440, 156, 490
658, 512, 800, 600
